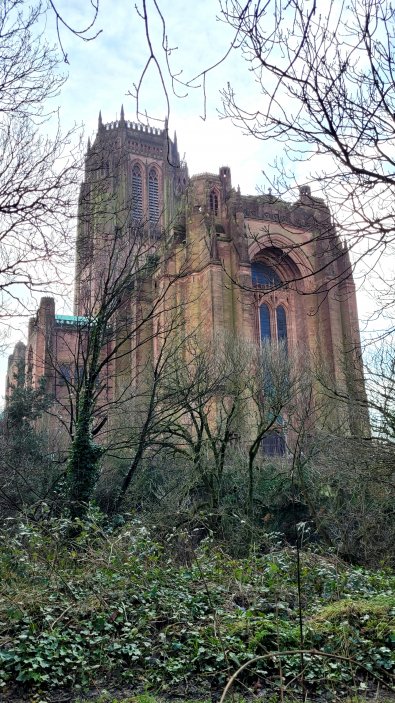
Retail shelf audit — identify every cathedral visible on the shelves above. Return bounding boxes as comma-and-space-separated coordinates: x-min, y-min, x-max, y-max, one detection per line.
5, 109, 367, 441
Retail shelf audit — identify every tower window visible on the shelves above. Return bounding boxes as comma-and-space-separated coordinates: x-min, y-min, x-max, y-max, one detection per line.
259, 303, 271, 342
26, 346, 33, 387
132, 164, 143, 221
148, 167, 159, 223
209, 190, 219, 215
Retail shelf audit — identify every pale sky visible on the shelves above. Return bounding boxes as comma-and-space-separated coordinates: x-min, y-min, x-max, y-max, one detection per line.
0, 0, 387, 395
47, 0, 273, 193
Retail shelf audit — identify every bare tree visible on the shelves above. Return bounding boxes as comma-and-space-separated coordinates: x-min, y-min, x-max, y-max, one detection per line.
45, 0, 395, 286
0, 352, 61, 517
297, 432, 395, 566
217, 0, 395, 319
25, 128, 197, 521
0, 1, 80, 322
363, 340, 395, 442
43, 228, 190, 518
138, 335, 306, 528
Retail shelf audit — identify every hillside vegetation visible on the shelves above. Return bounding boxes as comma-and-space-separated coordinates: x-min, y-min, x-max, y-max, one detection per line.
0, 515, 394, 701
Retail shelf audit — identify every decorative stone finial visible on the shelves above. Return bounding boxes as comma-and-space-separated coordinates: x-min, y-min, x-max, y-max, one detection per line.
120, 104, 125, 122
98, 110, 103, 129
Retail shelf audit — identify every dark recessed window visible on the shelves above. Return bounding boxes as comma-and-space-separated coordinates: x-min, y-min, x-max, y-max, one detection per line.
259, 303, 271, 342
209, 190, 219, 215
132, 164, 143, 220
258, 302, 288, 351
276, 305, 287, 348
148, 168, 159, 223
262, 431, 286, 456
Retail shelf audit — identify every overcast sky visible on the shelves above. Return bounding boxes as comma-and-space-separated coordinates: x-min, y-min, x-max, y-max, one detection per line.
47, 0, 277, 194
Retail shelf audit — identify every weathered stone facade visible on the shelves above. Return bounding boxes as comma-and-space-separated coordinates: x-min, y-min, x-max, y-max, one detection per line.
6, 110, 367, 437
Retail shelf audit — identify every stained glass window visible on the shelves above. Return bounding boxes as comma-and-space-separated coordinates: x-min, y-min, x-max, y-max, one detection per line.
252, 262, 282, 287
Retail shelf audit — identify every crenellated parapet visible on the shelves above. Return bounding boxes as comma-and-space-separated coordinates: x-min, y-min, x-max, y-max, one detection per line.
238, 186, 331, 234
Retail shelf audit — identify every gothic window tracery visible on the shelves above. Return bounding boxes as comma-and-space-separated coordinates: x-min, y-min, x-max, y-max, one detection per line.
252, 262, 282, 287
253, 258, 289, 348
148, 167, 159, 223
258, 303, 288, 346
131, 163, 143, 221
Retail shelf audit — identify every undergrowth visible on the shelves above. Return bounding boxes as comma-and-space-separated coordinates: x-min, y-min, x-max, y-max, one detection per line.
0, 515, 394, 697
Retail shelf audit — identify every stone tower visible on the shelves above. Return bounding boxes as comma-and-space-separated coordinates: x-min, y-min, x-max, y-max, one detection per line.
74, 108, 188, 317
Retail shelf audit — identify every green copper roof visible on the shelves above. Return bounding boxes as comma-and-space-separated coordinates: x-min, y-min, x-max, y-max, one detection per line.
55, 314, 90, 325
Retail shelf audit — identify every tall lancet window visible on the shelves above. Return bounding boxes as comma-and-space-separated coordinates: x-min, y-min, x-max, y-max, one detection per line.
209, 189, 219, 215
276, 305, 287, 350
259, 304, 271, 342
132, 164, 143, 221
26, 346, 33, 387
148, 168, 159, 224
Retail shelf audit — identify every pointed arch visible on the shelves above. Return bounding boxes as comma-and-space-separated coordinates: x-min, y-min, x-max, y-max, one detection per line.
209, 189, 219, 215
276, 305, 287, 346
131, 163, 143, 221
148, 167, 159, 223
259, 303, 271, 342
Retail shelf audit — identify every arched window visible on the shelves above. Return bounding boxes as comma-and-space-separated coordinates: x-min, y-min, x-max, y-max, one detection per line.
251, 262, 282, 287
148, 168, 159, 223
131, 164, 143, 221
262, 431, 286, 456
259, 304, 271, 342
209, 190, 219, 215
26, 346, 33, 386
276, 305, 287, 349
